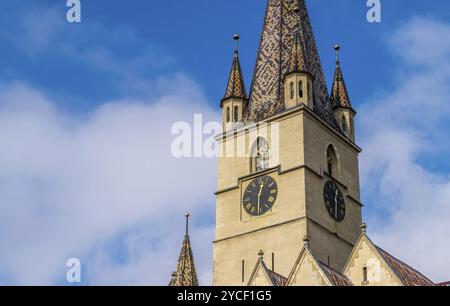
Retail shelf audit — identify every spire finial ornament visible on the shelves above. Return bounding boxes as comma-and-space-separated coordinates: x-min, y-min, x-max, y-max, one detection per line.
361, 223, 367, 234
303, 235, 310, 248
185, 212, 190, 237
233, 34, 240, 57
334, 44, 341, 64
258, 250, 264, 259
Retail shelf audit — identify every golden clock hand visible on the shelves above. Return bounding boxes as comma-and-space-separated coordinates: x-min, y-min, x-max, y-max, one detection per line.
257, 181, 264, 214
334, 190, 339, 219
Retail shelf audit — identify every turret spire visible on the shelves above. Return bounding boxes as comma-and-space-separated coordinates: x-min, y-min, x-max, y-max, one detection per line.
331, 44, 356, 141
222, 34, 247, 104
331, 44, 352, 110
286, 8, 309, 76
169, 212, 199, 286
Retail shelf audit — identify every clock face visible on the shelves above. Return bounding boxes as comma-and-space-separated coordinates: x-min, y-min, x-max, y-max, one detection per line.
243, 176, 278, 216
323, 180, 346, 222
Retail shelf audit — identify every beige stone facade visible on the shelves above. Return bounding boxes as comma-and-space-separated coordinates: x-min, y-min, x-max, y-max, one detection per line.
213, 104, 363, 285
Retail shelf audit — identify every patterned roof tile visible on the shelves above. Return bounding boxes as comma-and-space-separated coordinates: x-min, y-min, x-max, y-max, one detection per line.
376, 246, 435, 286
244, 0, 339, 132
222, 50, 247, 104
331, 61, 352, 109
317, 261, 353, 286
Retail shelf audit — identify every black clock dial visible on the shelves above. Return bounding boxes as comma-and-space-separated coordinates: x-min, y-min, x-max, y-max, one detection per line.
243, 176, 278, 216
323, 180, 346, 222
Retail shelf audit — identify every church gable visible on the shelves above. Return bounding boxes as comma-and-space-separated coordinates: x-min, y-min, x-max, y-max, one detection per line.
248, 253, 287, 286
248, 264, 274, 286
344, 234, 402, 286
287, 248, 331, 286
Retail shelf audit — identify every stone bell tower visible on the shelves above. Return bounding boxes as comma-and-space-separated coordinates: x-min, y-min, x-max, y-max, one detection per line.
213, 0, 362, 286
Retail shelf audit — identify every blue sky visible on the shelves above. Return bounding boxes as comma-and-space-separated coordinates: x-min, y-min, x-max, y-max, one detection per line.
0, 0, 450, 285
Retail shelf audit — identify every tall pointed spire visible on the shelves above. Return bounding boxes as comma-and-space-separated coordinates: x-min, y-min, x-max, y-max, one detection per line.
244, 0, 336, 128
169, 213, 199, 286
331, 45, 352, 109
222, 34, 247, 105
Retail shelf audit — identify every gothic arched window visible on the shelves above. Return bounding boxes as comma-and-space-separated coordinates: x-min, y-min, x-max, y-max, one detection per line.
298, 81, 303, 98
326, 145, 338, 177
251, 137, 270, 173
290, 82, 295, 99
234, 106, 239, 123
226, 107, 231, 123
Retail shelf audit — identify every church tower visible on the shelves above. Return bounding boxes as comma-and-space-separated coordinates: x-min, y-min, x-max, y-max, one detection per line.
214, 0, 362, 286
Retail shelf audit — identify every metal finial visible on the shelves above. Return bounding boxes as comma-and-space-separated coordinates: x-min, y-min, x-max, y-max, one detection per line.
303, 235, 310, 248
185, 212, 190, 236
233, 34, 240, 56
258, 250, 264, 259
334, 44, 341, 64
361, 223, 367, 234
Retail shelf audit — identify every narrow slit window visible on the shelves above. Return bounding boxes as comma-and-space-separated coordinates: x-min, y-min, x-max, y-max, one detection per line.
363, 267, 368, 283
298, 81, 303, 98
290, 82, 294, 99
242, 260, 245, 283
226, 107, 230, 123
342, 116, 347, 133
234, 106, 239, 123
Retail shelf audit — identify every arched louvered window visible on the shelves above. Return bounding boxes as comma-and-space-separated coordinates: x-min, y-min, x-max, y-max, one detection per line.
341, 116, 347, 133
234, 106, 239, 123
251, 137, 270, 173
299, 81, 303, 98
326, 145, 338, 177
226, 107, 231, 123
290, 82, 295, 99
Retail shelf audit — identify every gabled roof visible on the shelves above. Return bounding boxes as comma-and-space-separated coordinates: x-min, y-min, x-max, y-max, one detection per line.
287, 245, 352, 286
248, 254, 287, 286
343, 230, 435, 287
375, 246, 435, 286
317, 261, 353, 286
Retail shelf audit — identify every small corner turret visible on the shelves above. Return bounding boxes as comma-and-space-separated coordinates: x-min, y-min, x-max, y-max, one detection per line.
331, 44, 356, 142
283, 7, 314, 110
221, 34, 248, 131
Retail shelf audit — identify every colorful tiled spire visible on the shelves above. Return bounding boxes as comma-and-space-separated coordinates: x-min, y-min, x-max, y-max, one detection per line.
286, 10, 309, 76
222, 34, 247, 105
331, 45, 353, 109
244, 0, 336, 127
169, 213, 199, 286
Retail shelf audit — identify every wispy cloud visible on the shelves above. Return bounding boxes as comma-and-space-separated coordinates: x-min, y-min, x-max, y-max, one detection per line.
0, 78, 218, 285
360, 17, 450, 282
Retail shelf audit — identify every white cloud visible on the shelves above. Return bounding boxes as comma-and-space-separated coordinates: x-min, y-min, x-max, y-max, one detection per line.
359, 17, 450, 283
0, 77, 218, 285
